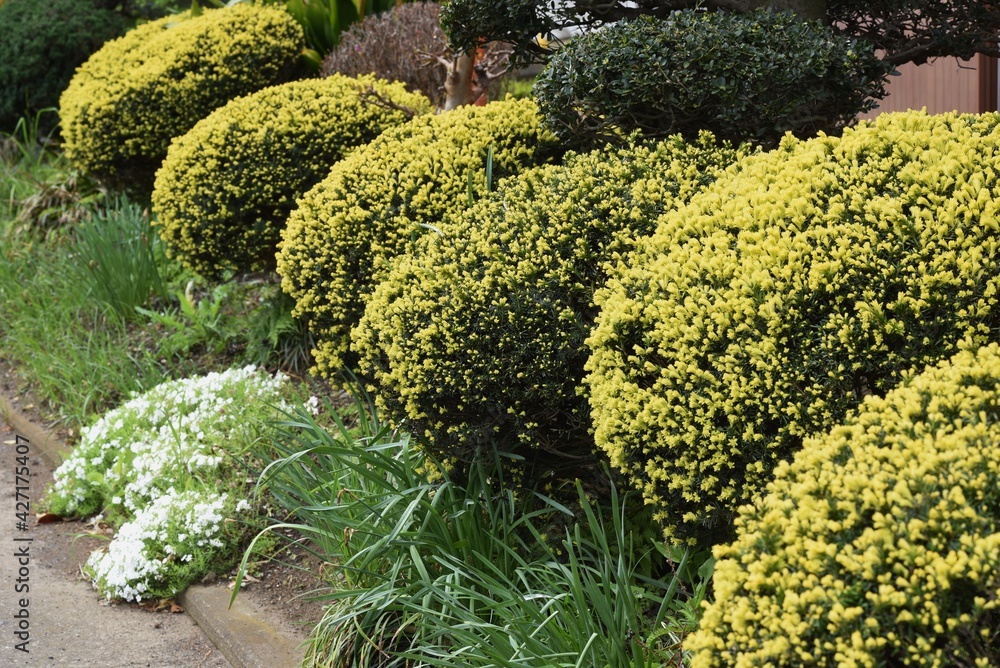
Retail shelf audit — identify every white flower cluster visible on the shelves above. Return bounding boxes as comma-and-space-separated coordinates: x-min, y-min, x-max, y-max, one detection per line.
49, 365, 288, 515
45, 365, 292, 600
86, 490, 227, 602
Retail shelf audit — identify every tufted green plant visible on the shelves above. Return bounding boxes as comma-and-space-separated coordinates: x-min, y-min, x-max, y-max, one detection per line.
277, 97, 560, 378
585, 110, 1000, 547
352, 134, 741, 474
687, 343, 1000, 667
59, 5, 304, 192
533, 10, 890, 151
151, 74, 432, 278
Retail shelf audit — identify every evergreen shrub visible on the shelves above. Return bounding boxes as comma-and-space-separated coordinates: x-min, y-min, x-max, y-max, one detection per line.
353, 134, 741, 471
151, 75, 432, 278
0, 0, 125, 135
277, 98, 559, 377
534, 10, 889, 150
688, 343, 1000, 667
59, 5, 303, 191
585, 111, 1000, 546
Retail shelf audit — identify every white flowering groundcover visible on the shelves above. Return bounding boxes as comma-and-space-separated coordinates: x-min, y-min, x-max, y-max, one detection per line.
44, 365, 293, 602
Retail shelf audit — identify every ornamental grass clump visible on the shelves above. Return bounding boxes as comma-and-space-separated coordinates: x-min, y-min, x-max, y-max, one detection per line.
586, 110, 1000, 547
59, 4, 303, 192
45, 365, 293, 601
152, 75, 433, 278
277, 97, 560, 377
687, 343, 1000, 667
353, 134, 741, 474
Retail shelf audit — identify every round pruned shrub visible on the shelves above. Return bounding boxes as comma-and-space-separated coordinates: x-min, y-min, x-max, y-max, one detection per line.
151, 75, 433, 278
277, 97, 560, 378
585, 110, 1000, 547
0, 0, 125, 135
59, 5, 303, 191
353, 134, 742, 473
687, 343, 1000, 667
534, 10, 890, 150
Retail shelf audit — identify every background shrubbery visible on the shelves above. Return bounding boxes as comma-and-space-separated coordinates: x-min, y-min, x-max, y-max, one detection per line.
0, 0, 125, 135
534, 10, 890, 149
688, 343, 1000, 667
586, 111, 1000, 546
277, 97, 561, 377
152, 75, 432, 278
354, 134, 742, 479
60, 5, 304, 191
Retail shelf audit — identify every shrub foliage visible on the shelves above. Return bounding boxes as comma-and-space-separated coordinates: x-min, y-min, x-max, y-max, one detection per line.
688, 343, 1000, 667
152, 75, 432, 278
59, 5, 303, 191
585, 111, 1000, 546
277, 98, 559, 377
0, 0, 125, 134
533, 10, 889, 150
353, 135, 741, 472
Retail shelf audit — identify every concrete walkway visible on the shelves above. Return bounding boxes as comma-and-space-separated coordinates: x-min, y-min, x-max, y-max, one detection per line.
0, 398, 308, 668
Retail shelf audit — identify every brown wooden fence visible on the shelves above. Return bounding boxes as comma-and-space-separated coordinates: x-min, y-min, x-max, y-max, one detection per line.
859, 54, 998, 119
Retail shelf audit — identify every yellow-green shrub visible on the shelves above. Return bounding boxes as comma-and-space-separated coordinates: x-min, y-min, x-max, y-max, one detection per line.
688, 343, 1000, 667
353, 135, 741, 471
585, 110, 1000, 546
60, 5, 303, 191
277, 98, 559, 377
151, 75, 432, 278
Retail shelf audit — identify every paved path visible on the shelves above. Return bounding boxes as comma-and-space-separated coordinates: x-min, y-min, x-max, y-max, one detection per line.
0, 420, 231, 667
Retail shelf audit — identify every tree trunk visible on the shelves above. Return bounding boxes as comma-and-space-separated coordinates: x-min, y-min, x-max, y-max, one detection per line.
444, 51, 475, 111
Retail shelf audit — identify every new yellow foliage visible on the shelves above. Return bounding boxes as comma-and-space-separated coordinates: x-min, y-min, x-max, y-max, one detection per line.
59, 5, 303, 190
688, 343, 1000, 667
152, 75, 432, 277
352, 134, 741, 471
585, 111, 1000, 545
277, 98, 559, 378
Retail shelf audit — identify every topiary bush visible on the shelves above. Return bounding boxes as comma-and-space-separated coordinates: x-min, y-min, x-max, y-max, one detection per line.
277, 97, 560, 378
687, 343, 1000, 667
353, 134, 742, 474
585, 110, 1000, 547
534, 10, 890, 150
0, 0, 125, 135
151, 74, 433, 278
59, 4, 304, 192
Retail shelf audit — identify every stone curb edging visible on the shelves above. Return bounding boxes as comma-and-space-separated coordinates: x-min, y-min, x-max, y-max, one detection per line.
0, 393, 307, 668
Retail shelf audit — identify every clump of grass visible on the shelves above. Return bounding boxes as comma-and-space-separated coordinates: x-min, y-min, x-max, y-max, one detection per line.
240, 393, 707, 667
74, 197, 167, 321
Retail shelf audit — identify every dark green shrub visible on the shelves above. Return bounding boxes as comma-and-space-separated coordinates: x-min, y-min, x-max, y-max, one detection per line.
534, 10, 890, 150
353, 134, 741, 474
688, 343, 1000, 667
585, 110, 1000, 546
277, 98, 560, 378
151, 75, 433, 278
59, 5, 304, 192
0, 0, 125, 135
